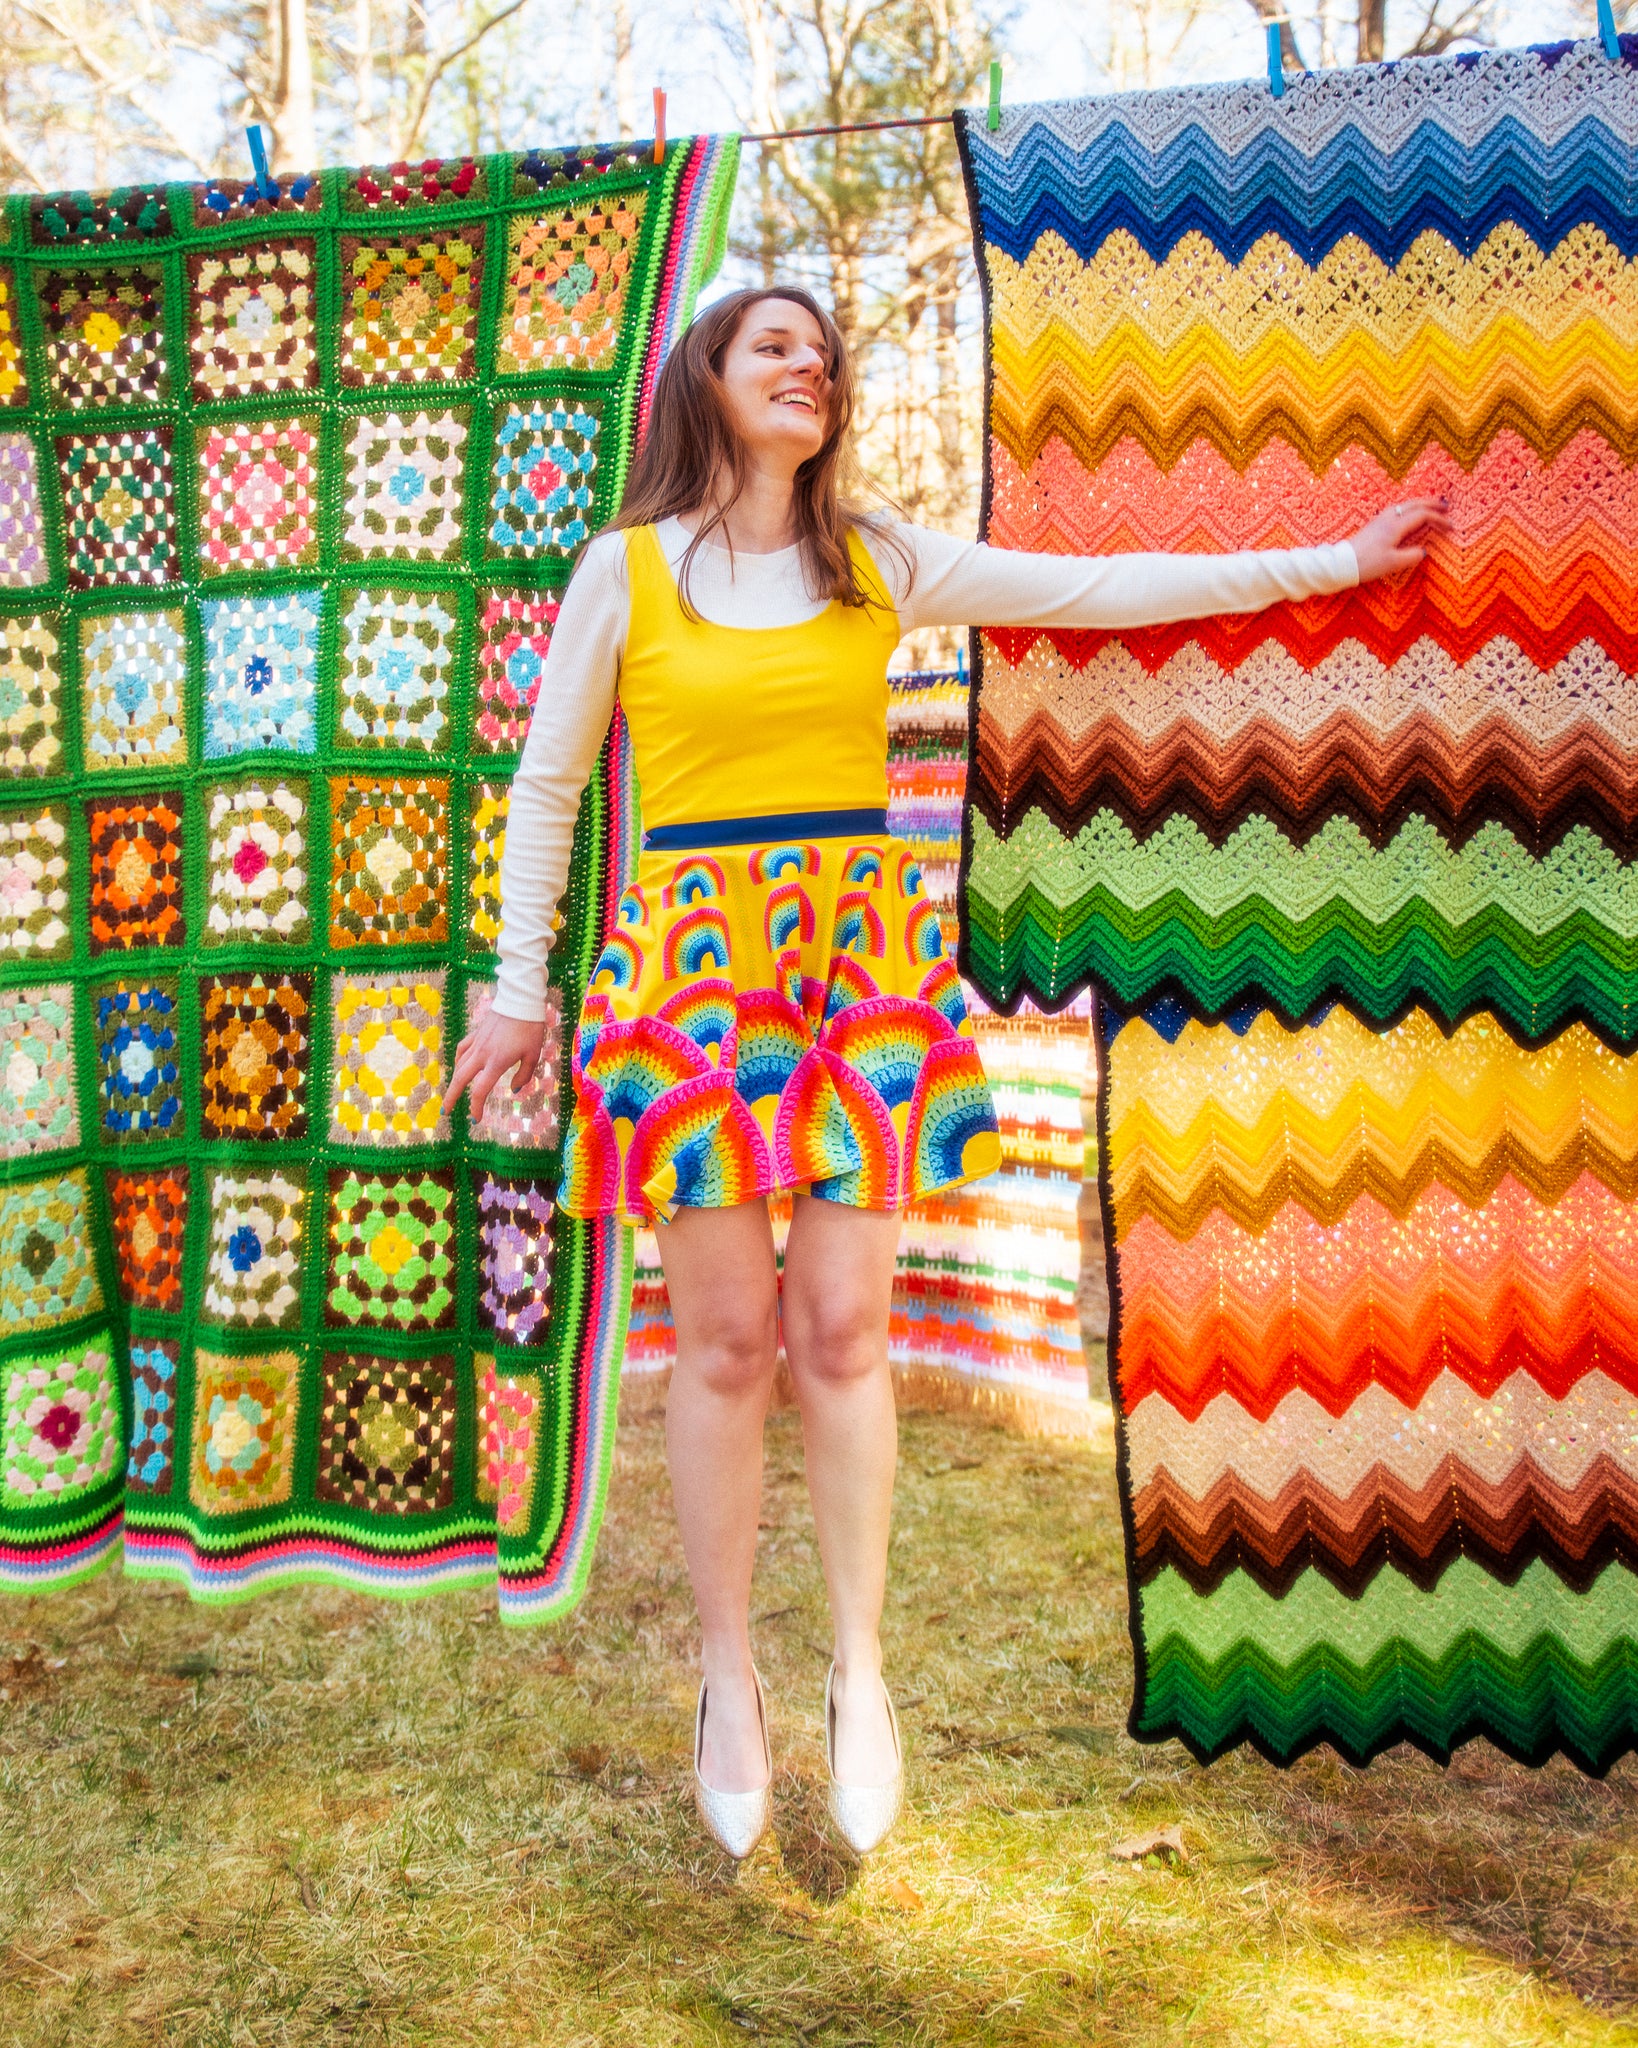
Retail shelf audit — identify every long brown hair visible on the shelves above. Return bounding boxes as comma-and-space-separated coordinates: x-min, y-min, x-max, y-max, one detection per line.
608, 285, 908, 613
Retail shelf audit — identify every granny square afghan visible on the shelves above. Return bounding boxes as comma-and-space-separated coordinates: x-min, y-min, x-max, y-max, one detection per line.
0, 129, 741, 1613
956, 41, 1638, 1772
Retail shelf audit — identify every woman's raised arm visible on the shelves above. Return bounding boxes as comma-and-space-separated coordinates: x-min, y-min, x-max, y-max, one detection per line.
880, 498, 1450, 633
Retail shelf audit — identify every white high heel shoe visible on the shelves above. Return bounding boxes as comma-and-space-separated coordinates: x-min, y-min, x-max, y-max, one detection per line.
692, 1665, 773, 1860
824, 1662, 904, 1857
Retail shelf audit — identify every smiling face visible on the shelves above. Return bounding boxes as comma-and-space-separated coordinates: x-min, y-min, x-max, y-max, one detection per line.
716, 297, 831, 473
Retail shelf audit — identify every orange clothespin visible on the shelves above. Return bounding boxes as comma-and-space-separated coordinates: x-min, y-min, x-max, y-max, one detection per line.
653, 87, 667, 166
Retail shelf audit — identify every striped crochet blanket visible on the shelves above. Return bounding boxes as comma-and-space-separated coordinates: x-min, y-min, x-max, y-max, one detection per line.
0, 132, 738, 1622
957, 41, 1638, 1770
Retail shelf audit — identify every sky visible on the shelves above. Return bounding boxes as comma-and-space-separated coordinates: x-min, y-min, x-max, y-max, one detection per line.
626, 0, 1588, 144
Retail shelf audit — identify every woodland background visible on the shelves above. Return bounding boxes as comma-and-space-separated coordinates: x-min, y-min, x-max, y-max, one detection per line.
0, 0, 1612, 636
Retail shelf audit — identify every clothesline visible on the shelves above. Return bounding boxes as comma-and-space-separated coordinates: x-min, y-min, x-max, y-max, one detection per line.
741, 114, 954, 143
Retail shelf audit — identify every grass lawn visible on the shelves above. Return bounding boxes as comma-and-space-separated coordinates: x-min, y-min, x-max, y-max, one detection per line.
1, 1390, 1635, 2046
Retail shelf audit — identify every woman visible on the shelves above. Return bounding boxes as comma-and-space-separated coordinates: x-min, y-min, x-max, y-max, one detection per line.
444, 286, 1449, 1860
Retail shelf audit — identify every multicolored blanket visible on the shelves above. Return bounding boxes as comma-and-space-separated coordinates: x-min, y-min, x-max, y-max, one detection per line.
957, 42, 1638, 1769
0, 133, 738, 1621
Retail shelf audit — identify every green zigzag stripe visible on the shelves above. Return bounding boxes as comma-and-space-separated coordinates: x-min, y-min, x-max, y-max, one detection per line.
967, 810, 1638, 1037
1138, 1559, 1638, 1767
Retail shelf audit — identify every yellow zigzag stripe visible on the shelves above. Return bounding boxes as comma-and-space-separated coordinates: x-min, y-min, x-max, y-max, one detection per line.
992, 316, 1636, 430
1107, 1008, 1638, 1240
988, 224, 1638, 358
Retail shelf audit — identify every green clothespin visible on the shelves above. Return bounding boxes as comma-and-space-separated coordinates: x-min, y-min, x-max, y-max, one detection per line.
987, 60, 1002, 132
1597, 0, 1620, 61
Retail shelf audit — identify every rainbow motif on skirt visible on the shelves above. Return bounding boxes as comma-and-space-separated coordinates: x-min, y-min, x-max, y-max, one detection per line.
562, 836, 1002, 1222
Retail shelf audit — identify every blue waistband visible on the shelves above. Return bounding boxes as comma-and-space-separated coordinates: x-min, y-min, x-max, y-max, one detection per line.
641, 807, 889, 851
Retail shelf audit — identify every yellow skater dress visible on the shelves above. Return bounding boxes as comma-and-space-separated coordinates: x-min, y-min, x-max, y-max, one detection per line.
557, 523, 1002, 1226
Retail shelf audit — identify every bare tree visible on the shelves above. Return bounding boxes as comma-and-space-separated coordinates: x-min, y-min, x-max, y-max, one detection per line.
1241, 0, 1501, 69
0, 0, 576, 192
1082, 0, 1222, 90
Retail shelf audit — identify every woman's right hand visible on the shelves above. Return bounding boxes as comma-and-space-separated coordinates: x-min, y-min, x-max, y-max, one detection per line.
443, 1009, 548, 1123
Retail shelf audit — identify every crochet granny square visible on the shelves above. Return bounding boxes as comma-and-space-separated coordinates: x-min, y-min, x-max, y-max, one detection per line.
0, 984, 78, 1158
336, 587, 457, 751
497, 193, 646, 374
126, 1337, 178, 1493
0, 612, 63, 775
190, 1348, 300, 1514
106, 1166, 189, 1312
197, 416, 320, 573
473, 591, 556, 753
0, 434, 47, 586
0, 805, 70, 960
200, 589, 322, 757
487, 399, 600, 557
473, 1172, 553, 1345
328, 774, 449, 947
324, 1167, 457, 1332
328, 971, 449, 1146
340, 228, 484, 383
57, 427, 176, 588
40, 263, 168, 408
91, 978, 182, 1140
188, 242, 318, 398
341, 409, 468, 560
467, 784, 508, 952
202, 1170, 306, 1329
85, 792, 185, 953
79, 610, 189, 771
3, 1339, 119, 1507
316, 1352, 458, 1513
0, 1172, 102, 1332
202, 778, 310, 945
198, 973, 312, 1141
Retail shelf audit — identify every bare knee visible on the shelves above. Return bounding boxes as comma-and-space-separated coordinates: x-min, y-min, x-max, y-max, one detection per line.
782, 1285, 888, 1391
677, 1295, 779, 1401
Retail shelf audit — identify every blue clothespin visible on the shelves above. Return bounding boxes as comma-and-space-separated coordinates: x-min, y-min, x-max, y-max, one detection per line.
1597, 0, 1621, 61
987, 60, 1002, 132
246, 125, 276, 202
957, 642, 968, 685
1266, 22, 1285, 97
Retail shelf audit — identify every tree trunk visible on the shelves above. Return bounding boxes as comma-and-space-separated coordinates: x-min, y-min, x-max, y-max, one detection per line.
1358, 0, 1386, 62
274, 0, 318, 173
934, 290, 964, 519
352, 0, 374, 162
613, 0, 636, 139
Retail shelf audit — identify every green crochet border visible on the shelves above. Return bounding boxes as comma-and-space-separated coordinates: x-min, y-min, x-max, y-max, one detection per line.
0, 137, 732, 1609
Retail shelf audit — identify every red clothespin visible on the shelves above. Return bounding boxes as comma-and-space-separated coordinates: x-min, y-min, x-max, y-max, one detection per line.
653, 86, 667, 166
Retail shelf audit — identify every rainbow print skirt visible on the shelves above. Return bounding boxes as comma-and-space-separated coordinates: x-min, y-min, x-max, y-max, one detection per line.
561, 836, 1003, 1224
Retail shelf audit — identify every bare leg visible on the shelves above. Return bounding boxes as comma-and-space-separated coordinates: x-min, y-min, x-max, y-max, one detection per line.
656, 1199, 781, 1793
779, 1195, 903, 1786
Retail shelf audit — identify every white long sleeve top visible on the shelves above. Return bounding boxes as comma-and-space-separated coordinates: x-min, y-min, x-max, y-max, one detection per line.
490, 515, 1359, 1020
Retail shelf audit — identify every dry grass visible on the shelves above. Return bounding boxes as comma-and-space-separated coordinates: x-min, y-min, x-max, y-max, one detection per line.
1, 1398, 1635, 2046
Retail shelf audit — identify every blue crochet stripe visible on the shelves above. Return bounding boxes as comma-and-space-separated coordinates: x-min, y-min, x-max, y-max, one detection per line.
643, 808, 889, 850
967, 113, 1638, 265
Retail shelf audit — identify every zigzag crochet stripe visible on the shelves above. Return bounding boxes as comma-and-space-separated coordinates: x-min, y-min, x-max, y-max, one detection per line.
957, 43, 1638, 1771
964, 48, 1638, 265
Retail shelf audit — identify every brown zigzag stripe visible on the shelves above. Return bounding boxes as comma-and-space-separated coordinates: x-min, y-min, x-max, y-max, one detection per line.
1130, 1456, 1638, 1598
990, 390, 1638, 481
971, 711, 1638, 855
1113, 1132, 1638, 1238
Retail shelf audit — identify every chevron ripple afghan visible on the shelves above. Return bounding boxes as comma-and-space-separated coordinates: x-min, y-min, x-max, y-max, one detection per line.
956, 41, 1638, 1770
0, 132, 739, 1621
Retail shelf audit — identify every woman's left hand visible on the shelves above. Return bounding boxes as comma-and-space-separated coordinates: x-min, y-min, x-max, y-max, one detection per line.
1349, 496, 1453, 582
